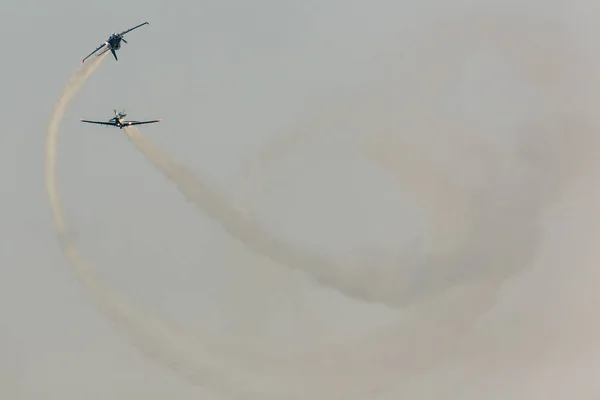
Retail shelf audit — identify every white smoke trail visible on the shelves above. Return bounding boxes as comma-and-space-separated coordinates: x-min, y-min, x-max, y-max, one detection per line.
176, 12, 599, 398
44, 55, 287, 399
43, 8, 600, 398
44, 58, 394, 400
42, 47, 417, 400
125, 125, 489, 312
118, 15, 590, 397
225, 12, 600, 398
123, 127, 399, 308
124, 12, 595, 315
122, 114, 494, 398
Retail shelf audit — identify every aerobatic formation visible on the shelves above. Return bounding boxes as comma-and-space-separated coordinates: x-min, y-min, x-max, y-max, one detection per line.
79, 22, 161, 132
44, 13, 600, 399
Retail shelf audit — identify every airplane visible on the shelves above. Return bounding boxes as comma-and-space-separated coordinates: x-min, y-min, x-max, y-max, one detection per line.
82, 21, 149, 63
80, 109, 162, 129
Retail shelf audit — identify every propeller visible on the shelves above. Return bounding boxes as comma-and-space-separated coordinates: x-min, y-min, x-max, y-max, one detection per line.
122, 38, 128, 44
111, 109, 126, 120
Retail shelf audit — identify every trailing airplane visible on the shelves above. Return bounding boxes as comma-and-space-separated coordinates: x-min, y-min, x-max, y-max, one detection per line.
82, 21, 149, 63
80, 109, 161, 129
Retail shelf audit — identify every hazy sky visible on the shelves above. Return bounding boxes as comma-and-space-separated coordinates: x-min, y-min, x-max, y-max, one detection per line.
3, 0, 600, 399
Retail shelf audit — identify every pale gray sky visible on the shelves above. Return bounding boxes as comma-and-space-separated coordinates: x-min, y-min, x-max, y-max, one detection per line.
3, 0, 600, 398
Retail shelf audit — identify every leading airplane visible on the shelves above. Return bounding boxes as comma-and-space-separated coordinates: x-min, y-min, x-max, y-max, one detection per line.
82, 21, 149, 63
80, 109, 162, 129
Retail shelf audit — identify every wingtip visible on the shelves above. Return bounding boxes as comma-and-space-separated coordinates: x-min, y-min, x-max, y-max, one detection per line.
146, 21, 149, 25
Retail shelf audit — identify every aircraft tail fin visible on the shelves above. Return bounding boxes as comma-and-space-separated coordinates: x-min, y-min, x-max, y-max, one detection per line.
111, 48, 118, 61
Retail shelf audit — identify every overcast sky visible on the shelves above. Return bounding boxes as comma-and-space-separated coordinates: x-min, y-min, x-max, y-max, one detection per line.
2, 0, 600, 399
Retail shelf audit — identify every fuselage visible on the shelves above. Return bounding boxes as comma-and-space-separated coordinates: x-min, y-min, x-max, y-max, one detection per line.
110, 116, 125, 128
107, 33, 122, 50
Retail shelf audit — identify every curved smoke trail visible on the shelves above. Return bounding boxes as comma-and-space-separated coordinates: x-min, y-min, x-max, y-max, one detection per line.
224, 13, 600, 397
43, 10, 600, 399
43, 54, 295, 399
124, 13, 594, 313
122, 13, 600, 397
123, 127, 404, 309
44, 53, 396, 400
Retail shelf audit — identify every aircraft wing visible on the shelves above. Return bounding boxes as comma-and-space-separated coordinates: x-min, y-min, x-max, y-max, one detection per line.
80, 119, 118, 126
120, 21, 149, 36
122, 119, 162, 126
82, 42, 107, 63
